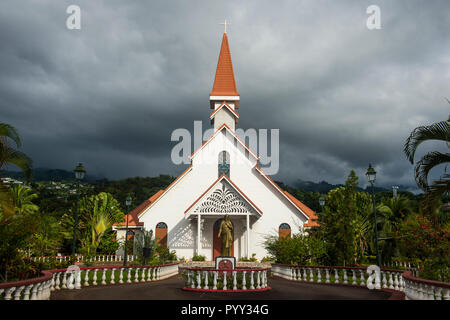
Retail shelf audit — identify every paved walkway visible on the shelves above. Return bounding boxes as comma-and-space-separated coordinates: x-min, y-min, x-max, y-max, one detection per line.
51, 276, 392, 300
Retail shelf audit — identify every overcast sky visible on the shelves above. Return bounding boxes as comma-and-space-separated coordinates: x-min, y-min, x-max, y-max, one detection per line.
0, 0, 449, 191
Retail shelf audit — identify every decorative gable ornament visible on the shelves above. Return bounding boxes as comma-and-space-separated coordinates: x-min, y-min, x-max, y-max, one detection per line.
193, 183, 252, 214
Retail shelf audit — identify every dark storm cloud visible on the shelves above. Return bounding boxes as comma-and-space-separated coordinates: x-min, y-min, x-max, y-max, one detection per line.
0, 0, 448, 191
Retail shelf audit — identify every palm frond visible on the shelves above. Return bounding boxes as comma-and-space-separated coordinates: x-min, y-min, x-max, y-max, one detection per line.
404, 120, 450, 164
0, 123, 21, 147
415, 151, 450, 190
421, 173, 450, 216
2, 147, 33, 182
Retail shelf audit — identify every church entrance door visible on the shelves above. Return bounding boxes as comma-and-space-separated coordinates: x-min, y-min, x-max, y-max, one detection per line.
213, 218, 234, 259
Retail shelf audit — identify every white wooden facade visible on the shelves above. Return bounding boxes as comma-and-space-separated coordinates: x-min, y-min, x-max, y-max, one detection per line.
114, 32, 317, 261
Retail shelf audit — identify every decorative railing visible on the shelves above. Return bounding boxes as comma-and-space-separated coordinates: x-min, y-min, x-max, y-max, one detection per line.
403, 271, 450, 300
271, 264, 449, 300
28, 254, 136, 263
271, 264, 404, 289
181, 267, 270, 292
0, 263, 179, 300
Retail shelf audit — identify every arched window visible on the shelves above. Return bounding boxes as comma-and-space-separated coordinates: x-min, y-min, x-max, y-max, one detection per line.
155, 222, 168, 247
218, 151, 230, 177
279, 223, 291, 239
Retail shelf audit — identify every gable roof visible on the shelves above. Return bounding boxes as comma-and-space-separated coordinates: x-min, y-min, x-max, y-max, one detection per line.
209, 102, 239, 120
210, 33, 239, 97
185, 173, 263, 217
190, 123, 259, 160
136, 165, 193, 219
114, 189, 164, 227
254, 165, 318, 224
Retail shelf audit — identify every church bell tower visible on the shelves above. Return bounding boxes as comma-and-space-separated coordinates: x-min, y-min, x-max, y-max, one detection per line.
209, 26, 240, 131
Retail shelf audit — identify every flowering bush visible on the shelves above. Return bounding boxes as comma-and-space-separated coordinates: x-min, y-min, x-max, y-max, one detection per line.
397, 214, 449, 282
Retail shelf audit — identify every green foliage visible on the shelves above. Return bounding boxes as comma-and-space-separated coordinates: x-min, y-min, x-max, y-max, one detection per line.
192, 254, 206, 261
317, 170, 373, 266
156, 246, 177, 264
396, 213, 449, 282
261, 256, 275, 263
133, 229, 158, 264
0, 185, 40, 282
96, 228, 119, 254
61, 192, 124, 256
264, 231, 327, 266
239, 253, 258, 262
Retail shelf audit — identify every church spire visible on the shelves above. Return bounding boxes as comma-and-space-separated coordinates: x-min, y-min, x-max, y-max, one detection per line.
210, 32, 240, 107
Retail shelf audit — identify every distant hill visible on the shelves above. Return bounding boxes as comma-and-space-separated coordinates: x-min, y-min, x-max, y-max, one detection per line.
0, 168, 103, 182
293, 179, 413, 194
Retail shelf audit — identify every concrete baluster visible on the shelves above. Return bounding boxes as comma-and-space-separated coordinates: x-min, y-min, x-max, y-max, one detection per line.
351, 270, 356, 285
23, 284, 33, 300
242, 271, 247, 290
213, 271, 217, 290
84, 269, 90, 286
381, 271, 387, 288
205, 271, 210, 290
359, 270, 365, 286
250, 271, 254, 289
127, 268, 132, 283
92, 269, 98, 285
325, 269, 330, 283
75, 270, 81, 289
196, 271, 202, 289
334, 269, 339, 283
134, 268, 140, 283
343, 269, 348, 284
13, 286, 24, 300
119, 268, 124, 284
4, 287, 15, 300
388, 272, 394, 289
67, 271, 74, 289
111, 268, 116, 284
317, 269, 321, 283
223, 271, 227, 290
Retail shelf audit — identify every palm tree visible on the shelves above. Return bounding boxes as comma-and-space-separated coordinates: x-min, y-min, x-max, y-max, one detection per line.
9, 184, 39, 215
61, 192, 124, 255
404, 113, 450, 191
0, 123, 32, 182
0, 123, 33, 218
376, 196, 412, 263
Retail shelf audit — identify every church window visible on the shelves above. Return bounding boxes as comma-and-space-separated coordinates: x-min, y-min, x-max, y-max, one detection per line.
279, 223, 291, 239
155, 222, 168, 247
218, 151, 230, 177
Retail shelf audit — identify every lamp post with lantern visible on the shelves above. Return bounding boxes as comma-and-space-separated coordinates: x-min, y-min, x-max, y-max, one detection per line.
366, 164, 381, 267
72, 163, 86, 256
123, 195, 132, 266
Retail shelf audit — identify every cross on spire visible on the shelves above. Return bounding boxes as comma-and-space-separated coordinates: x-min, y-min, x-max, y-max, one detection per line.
220, 19, 230, 33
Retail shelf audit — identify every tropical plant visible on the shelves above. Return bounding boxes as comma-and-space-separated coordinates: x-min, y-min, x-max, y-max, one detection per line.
9, 184, 39, 215
61, 192, 124, 256
0, 123, 33, 218
264, 228, 327, 266
404, 112, 450, 191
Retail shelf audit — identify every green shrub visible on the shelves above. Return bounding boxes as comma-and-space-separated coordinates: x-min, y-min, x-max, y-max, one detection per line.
192, 254, 206, 261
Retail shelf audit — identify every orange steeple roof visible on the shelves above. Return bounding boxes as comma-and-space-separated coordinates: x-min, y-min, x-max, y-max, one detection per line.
210, 33, 239, 97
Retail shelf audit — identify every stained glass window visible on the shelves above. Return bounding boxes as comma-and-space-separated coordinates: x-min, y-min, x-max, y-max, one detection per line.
218, 151, 230, 177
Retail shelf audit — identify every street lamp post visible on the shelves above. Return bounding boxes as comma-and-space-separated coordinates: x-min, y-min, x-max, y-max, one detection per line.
366, 164, 381, 267
72, 163, 86, 256
319, 195, 326, 243
123, 195, 132, 267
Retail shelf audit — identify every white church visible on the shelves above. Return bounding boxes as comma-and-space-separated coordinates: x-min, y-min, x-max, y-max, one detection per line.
114, 30, 318, 261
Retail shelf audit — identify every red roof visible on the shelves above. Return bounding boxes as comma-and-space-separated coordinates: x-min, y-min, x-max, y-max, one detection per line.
114, 190, 164, 227
210, 33, 239, 97
254, 165, 319, 226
